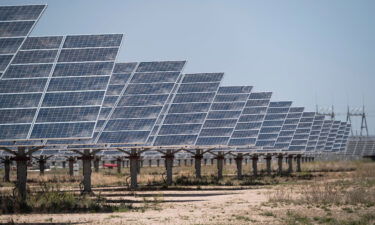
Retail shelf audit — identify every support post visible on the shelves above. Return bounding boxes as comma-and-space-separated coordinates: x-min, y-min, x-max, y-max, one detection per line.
251, 154, 259, 176
157, 159, 160, 167
178, 159, 181, 167
38, 155, 46, 175
15, 147, 30, 201
288, 155, 293, 173
149, 159, 152, 167
94, 156, 100, 173
265, 154, 272, 175
216, 152, 224, 180
277, 153, 283, 175
117, 157, 122, 174
80, 149, 93, 194
190, 158, 194, 166
163, 150, 174, 185
235, 153, 243, 179
204, 158, 207, 165
127, 149, 140, 189
3, 156, 11, 182
62, 161, 66, 169
184, 159, 187, 166
68, 157, 75, 176
194, 149, 203, 179
296, 154, 302, 172
210, 158, 214, 165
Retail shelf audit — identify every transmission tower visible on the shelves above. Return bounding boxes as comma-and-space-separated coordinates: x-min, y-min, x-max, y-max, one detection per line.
346, 105, 369, 137
316, 105, 335, 120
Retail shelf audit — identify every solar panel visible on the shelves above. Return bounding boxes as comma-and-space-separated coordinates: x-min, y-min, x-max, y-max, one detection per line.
332, 122, 347, 152
195, 86, 253, 146
341, 123, 351, 153
0, 34, 122, 141
305, 115, 325, 152
255, 101, 292, 150
288, 112, 315, 152
276, 107, 304, 151
228, 92, 272, 146
315, 120, 333, 151
323, 120, 341, 151
97, 61, 186, 145
0, 5, 46, 74
153, 73, 224, 146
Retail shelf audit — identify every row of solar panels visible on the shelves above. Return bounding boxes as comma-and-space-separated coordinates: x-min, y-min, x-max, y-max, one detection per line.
0, 5, 351, 155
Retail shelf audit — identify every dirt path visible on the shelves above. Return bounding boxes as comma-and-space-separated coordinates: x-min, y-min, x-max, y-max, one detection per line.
0, 186, 276, 225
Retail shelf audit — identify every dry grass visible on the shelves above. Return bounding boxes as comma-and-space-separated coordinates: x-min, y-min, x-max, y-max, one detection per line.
268, 161, 375, 206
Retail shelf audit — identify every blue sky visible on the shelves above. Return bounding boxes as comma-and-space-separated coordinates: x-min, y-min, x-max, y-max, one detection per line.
3, 0, 375, 135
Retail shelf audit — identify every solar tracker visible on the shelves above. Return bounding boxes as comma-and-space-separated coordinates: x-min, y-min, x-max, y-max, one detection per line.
228, 92, 272, 146
195, 86, 252, 146
0, 5, 46, 74
96, 61, 186, 145
276, 107, 304, 151
288, 112, 315, 151
305, 115, 325, 152
152, 73, 224, 146
0, 34, 123, 142
340, 123, 351, 152
255, 101, 292, 150
332, 122, 347, 152
324, 120, 341, 151
315, 120, 333, 151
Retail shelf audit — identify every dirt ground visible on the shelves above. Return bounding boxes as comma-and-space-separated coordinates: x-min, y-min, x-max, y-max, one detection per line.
0, 186, 277, 225
1, 161, 375, 225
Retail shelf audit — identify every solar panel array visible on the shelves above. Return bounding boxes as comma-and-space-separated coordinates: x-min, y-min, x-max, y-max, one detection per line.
345, 136, 375, 156
256, 101, 292, 150
332, 122, 347, 152
0, 34, 122, 141
288, 112, 315, 151
306, 115, 325, 151
278, 107, 304, 151
196, 86, 252, 146
0, 4, 356, 156
0, 5, 46, 75
228, 92, 272, 146
324, 120, 341, 151
153, 73, 223, 146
